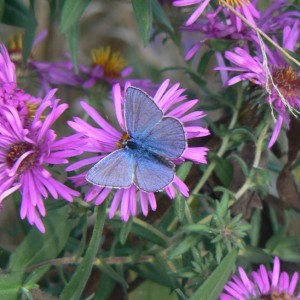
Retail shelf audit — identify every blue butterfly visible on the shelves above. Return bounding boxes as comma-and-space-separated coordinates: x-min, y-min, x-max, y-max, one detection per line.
86, 87, 187, 192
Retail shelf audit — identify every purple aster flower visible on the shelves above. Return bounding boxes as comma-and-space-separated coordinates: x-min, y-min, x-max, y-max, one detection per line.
6, 31, 81, 94
180, 1, 300, 62
0, 44, 41, 126
216, 22, 300, 147
0, 89, 84, 233
221, 256, 300, 299
173, 0, 260, 30
80, 46, 156, 94
67, 79, 209, 221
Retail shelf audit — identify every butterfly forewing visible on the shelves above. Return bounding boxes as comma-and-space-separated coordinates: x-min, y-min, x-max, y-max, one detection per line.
125, 87, 163, 138
86, 149, 134, 188
134, 154, 175, 192
143, 117, 186, 159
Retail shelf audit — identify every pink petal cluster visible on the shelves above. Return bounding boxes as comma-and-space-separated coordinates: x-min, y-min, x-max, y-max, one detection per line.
221, 256, 300, 299
0, 44, 83, 232
216, 22, 300, 147
67, 79, 209, 221
173, 0, 259, 29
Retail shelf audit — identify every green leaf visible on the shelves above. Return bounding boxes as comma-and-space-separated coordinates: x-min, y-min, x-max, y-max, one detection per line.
130, 280, 177, 300
249, 209, 261, 246
22, 0, 37, 64
97, 258, 128, 288
108, 218, 168, 247
94, 273, 116, 300
119, 218, 133, 245
0, 0, 5, 20
2, 0, 28, 27
9, 205, 73, 272
60, 203, 107, 300
177, 162, 192, 181
60, 0, 91, 33
183, 224, 211, 233
65, 24, 79, 72
174, 195, 186, 222
0, 272, 25, 300
174, 162, 192, 223
169, 235, 200, 259
190, 250, 238, 300
213, 156, 233, 188
131, 0, 152, 46
24, 266, 50, 287
231, 154, 250, 177
197, 50, 214, 75
151, 0, 173, 33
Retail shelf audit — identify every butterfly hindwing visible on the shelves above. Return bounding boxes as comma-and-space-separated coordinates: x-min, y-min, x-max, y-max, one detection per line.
86, 149, 134, 188
134, 151, 175, 192
143, 117, 186, 159
125, 87, 163, 138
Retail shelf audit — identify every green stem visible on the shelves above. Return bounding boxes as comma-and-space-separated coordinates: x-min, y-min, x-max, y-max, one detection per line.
188, 86, 243, 202
232, 122, 270, 201
26, 255, 155, 272
60, 204, 107, 300
167, 87, 243, 231
110, 209, 170, 243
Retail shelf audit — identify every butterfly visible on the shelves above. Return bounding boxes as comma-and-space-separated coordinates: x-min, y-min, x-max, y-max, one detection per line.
86, 86, 187, 192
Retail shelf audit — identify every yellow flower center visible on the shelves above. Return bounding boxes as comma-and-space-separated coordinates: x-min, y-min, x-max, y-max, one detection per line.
219, 0, 250, 7
7, 33, 24, 66
116, 132, 131, 149
91, 46, 128, 78
260, 290, 293, 300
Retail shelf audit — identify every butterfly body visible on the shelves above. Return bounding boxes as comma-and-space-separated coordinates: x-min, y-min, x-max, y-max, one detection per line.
86, 87, 186, 192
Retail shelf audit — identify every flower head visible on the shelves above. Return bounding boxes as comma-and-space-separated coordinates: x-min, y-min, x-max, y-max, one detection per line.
221, 256, 300, 299
173, 0, 259, 30
0, 89, 83, 232
0, 44, 41, 126
216, 22, 300, 147
67, 79, 209, 221
81, 46, 132, 89
5, 32, 81, 94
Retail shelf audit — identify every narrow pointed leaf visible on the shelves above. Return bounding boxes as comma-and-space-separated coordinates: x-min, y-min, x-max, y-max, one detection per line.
190, 250, 238, 300
60, 0, 92, 33
131, 0, 152, 46
60, 203, 107, 300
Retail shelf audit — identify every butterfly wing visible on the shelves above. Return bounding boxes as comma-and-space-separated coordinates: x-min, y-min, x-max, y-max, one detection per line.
86, 149, 134, 188
143, 117, 186, 159
134, 152, 175, 192
125, 87, 163, 138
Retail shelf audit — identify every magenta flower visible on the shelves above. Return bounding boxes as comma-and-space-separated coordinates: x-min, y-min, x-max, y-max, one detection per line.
173, 0, 259, 30
0, 44, 41, 126
216, 22, 300, 147
67, 79, 209, 221
221, 256, 300, 299
0, 89, 84, 233
6, 31, 81, 94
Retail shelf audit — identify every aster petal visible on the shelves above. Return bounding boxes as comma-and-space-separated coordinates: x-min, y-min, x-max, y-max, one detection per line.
80, 101, 121, 138
186, 0, 210, 26
112, 83, 126, 131
109, 189, 123, 219
271, 256, 280, 287
289, 272, 299, 294
268, 115, 284, 148
94, 188, 111, 205
0, 183, 21, 202
140, 191, 148, 216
